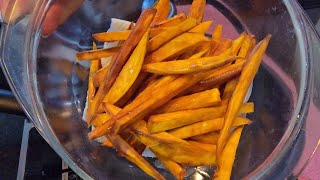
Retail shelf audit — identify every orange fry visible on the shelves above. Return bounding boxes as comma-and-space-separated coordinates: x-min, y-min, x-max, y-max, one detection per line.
143, 55, 238, 75
108, 135, 165, 180
216, 35, 272, 164
148, 18, 197, 52
156, 88, 221, 114
92, 113, 111, 127
168, 117, 251, 139
145, 32, 209, 63
93, 64, 110, 88
211, 39, 232, 56
189, 21, 213, 34
104, 31, 149, 104
86, 8, 156, 125
214, 127, 243, 179
189, 0, 206, 23
191, 131, 219, 145
153, 153, 186, 180
150, 26, 171, 38
213, 24, 223, 40
148, 102, 253, 133
152, 13, 186, 28
76, 46, 120, 61
152, 0, 171, 23
92, 30, 131, 42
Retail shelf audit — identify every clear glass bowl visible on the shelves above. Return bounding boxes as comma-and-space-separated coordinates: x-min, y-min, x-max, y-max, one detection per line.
1, 0, 320, 179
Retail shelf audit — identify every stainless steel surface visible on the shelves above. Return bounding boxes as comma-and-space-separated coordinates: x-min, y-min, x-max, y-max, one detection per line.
1, 0, 320, 179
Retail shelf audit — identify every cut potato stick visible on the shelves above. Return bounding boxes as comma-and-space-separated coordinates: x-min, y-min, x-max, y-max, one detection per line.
86, 8, 156, 125
153, 153, 186, 180
191, 131, 219, 145
213, 24, 223, 40
214, 127, 243, 179
148, 18, 197, 52
181, 62, 244, 95
92, 113, 111, 127
150, 26, 171, 38
93, 30, 131, 42
93, 63, 110, 88
189, 21, 213, 34
189, 49, 208, 59
230, 32, 247, 56
148, 102, 253, 133
143, 55, 238, 75
87, 43, 100, 101
149, 140, 216, 166
186, 140, 216, 152
169, 117, 251, 139
145, 32, 209, 63
108, 135, 165, 180
152, 0, 171, 23
222, 35, 255, 99
152, 13, 186, 28
104, 31, 149, 104
76, 46, 120, 61
189, 0, 206, 23
216, 35, 272, 164
102, 138, 113, 147
211, 39, 232, 56
156, 88, 221, 114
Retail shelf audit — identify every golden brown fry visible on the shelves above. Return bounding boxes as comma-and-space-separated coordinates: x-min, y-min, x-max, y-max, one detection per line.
76, 46, 120, 61
189, 0, 206, 23
148, 18, 197, 52
108, 135, 165, 180
92, 30, 131, 42
92, 113, 111, 127
87, 43, 100, 100
189, 21, 213, 34
189, 49, 208, 59
143, 55, 238, 75
186, 140, 216, 152
216, 34, 272, 164
213, 24, 223, 40
86, 8, 156, 125
152, 0, 171, 23
93, 64, 110, 88
214, 127, 243, 180
191, 131, 219, 145
212, 39, 232, 56
169, 117, 251, 139
153, 153, 186, 180
148, 102, 253, 133
222, 35, 255, 99
104, 31, 149, 104
150, 26, 171, 38
150, 140, 216, 166
145, 32, 209, 63
156, 88, 221, 114
102, 138, 113, 147
230, 32, 247, 56
152, 13, 186, 28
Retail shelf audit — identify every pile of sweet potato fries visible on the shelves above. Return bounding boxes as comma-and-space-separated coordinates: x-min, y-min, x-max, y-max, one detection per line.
76, 0, 271, 179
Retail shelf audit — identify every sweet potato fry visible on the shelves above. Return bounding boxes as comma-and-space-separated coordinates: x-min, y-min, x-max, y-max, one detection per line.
222, 35, 255, 99
191, 131, 219, 145
189, 0, 206, 23
211, 39, 232, 56
230, 32, 247, 56
104, 31, 149, 104
216, 35, 272, 164
169, 117, 251, 139
186, 140, 216, 152
93, 64, 110, 88
152, 0, 171, 23
86, 8, 156, 125
150, 26, 171, 38
213, 24, 223, 40
143, 55, 238, 75
145, 32, 209, 63
102, 138, 113, 147
150, 140, 216, 166
214, 127, 243, 179
189, 49, 208, 59
189, 21, 213, 34
148, 18, 197, 52
152, 13, 186, 28
153, 153, 185, 180
108, 135, 165, 180
92, 113, 111, 127
93, 30, 131, 42
156, 88, 221, 114
76, 46, 120, 61
148, 102, 253, 133
87, 43, 100, 100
